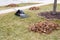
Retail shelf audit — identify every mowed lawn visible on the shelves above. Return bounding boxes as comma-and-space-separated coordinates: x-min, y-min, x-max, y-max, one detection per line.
0, 4, 60, 40
0, 3, 39, 10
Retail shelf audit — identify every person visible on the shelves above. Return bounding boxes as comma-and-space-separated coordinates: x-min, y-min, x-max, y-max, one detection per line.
15, 10, 28, 18
15, 10, 25, 16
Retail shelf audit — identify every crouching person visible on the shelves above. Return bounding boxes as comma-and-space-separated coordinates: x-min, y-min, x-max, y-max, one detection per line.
15, 10, 29, 18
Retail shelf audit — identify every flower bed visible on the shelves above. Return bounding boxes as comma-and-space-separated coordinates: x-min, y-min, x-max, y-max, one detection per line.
38, 11, 60, 19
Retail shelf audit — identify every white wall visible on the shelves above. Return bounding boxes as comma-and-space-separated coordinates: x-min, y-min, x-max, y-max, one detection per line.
0, 0, 60, 6
0, 0, 23, 6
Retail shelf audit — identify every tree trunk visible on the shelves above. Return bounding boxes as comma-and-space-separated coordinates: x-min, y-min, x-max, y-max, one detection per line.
53, 0, 57, 14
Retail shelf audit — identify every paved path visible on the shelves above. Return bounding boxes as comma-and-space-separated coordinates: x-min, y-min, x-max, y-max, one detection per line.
0, 3, 51, 14
0, 1, 60, 14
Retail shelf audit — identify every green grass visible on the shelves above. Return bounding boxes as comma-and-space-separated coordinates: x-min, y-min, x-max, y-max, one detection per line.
0, 3, 39, 10
0, 4, 60, 40
17, 3, 39, 7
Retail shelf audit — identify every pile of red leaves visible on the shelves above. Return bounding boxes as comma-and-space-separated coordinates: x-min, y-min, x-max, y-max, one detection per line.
29, 7, 39, 10
29, 21, 60, 34
6, 4, 18, 7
